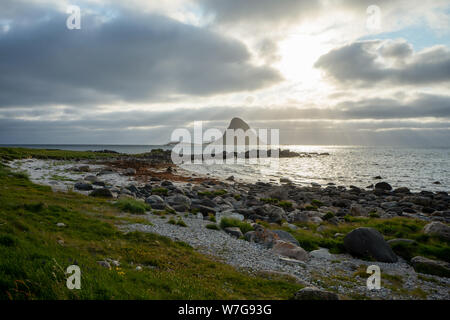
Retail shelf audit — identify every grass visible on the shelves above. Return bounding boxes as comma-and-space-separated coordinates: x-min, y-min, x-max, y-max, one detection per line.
198, 190, 228, 198
114, 199, 150, 215
260, 198, 292, 210
219, 218, 254, 235
0, 147, 119, 161
0, 162, 302, 300
206, 224, 220, 230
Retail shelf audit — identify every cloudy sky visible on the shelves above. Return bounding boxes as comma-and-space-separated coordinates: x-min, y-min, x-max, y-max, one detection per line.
1, 0, 449, 146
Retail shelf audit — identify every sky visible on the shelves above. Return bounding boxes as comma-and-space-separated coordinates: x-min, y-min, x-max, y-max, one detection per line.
0, 0, 449, 146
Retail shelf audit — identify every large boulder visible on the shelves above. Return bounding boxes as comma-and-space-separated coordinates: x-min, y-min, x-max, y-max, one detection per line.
145, 195, 166, 210
166, 194, 191, 208
343, 227, 398, 263
423, 222, 450, 241
263, 204, 285, 223
272, 240, 308, 261
411, 256, 450, 278
293, 287, 339, 300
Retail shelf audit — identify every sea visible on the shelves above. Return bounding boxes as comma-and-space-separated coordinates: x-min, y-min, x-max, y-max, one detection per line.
2, 144, 448, 192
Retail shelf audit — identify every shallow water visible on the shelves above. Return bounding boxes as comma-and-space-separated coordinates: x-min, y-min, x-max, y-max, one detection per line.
3, 144, 448, 191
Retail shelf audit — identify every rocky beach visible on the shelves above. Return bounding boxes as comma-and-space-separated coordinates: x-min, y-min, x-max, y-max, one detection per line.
6, 148, 450, 300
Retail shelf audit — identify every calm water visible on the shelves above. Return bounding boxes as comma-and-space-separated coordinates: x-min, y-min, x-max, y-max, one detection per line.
2, 144, 448, 192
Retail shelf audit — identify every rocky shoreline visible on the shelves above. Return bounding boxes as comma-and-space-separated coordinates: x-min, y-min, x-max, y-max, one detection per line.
7, 151, 450, 300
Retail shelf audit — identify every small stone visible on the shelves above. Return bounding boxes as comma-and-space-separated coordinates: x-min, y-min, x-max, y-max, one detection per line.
56, 222, 66, 227
110, 260, 120, 267
135, 266, 143, 271
224, 227, 244, 238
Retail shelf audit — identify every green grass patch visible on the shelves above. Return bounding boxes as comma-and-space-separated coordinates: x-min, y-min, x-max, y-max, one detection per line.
114, 199, 150, 215
206, 224, 220, 230
219, 218, 254, 235
0, 162, 302, 300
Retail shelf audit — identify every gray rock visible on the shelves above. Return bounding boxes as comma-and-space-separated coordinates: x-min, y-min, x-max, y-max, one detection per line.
245, 226, 279, 248
74, 181, 93, 191
166, 194, 191, 207
375, 182, 392, 191
343, 227, 398, 263
89, 188, 114, 198
411, 256, 450, 278
272, 230, 299, 246
293, 287, 339, 300
224, 227, 244, 238
423, 222, 450, 241
272, 240, 308, 261
145, 195, 166, 210
310, 248, 333, 260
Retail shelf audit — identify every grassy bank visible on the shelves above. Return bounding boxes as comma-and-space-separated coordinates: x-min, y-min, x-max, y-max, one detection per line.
0, 162, 302, 300
0, 147, 120, 161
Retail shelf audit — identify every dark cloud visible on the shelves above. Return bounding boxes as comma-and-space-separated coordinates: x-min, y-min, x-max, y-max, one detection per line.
0, 5, 281, 107
1, 93, 449, 145
315, 39, 450, 86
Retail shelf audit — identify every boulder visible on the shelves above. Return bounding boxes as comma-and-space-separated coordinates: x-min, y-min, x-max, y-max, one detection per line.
343, 227, 398, 263
350, 204, 366, 216
272, 240, 308, 261
310, 248, 333, 260
74, 181, 93, 191
245, 226, 279, 248
375, 182, 392, 191
423, 222, 450, 241
89, 188, 114, 198
293, 287, 339, 300
145, 195, 166, 210
166, 194, 191, 207
224, 227, 244, 238
411, 256, 450, 278
272, 230, 299, 246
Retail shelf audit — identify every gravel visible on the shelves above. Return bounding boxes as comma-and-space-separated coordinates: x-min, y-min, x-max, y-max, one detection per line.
125, 214, 450, 300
